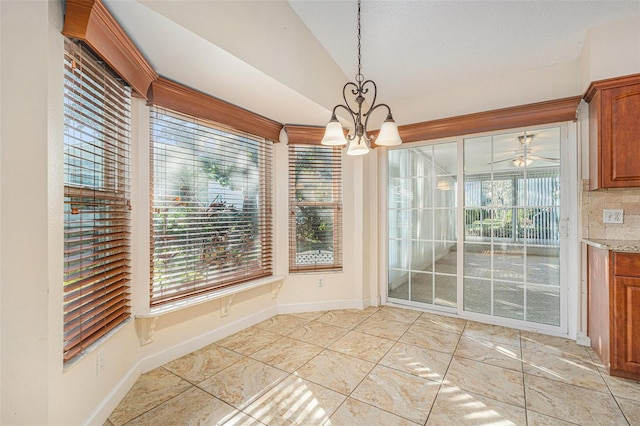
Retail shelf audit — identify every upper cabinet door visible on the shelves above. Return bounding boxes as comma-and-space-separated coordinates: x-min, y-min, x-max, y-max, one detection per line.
586, 74, 640, 190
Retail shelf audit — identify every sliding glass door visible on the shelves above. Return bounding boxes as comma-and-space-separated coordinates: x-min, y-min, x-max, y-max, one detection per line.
388, 142, 457, 310
387, 126, 566, 329
463, 128, 561, 326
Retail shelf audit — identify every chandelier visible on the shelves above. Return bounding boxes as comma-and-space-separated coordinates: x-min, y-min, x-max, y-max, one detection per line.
320, 0, 402, 155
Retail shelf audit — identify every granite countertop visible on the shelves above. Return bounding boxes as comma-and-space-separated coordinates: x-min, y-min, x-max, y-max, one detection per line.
582, 239, 640, 253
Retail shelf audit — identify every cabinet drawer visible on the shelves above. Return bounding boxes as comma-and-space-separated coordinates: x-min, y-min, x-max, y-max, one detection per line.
614, 253, 640, 277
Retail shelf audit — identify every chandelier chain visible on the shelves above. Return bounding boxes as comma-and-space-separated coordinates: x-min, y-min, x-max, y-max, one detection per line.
356, 0, 362, 82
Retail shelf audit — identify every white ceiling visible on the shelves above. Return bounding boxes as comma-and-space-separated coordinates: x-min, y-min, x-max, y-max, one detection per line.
289, 0, 640, 101
103, 0, 640, 128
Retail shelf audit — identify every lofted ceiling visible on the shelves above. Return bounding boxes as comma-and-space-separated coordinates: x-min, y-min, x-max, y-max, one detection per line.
103, 0, 640, 129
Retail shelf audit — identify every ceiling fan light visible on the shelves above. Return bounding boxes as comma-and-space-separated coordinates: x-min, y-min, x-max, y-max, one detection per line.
518, 134, 534, 145
375, 114, 402, 146
512, 157, 533, 167
347, 136, 370, 156
321, 114, 348, 146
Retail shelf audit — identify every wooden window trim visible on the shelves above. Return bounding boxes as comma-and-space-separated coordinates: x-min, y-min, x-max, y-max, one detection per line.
284, 96, 581, 145
62, 0, 158, 99
398, 96, 581, 143
147, 77, 283, 143
283, 125, 328, 145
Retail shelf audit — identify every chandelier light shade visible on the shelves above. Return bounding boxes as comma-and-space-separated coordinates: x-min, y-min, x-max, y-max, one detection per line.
320, 0, 401, 154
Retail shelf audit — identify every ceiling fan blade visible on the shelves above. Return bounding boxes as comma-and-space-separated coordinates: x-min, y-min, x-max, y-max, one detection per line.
488, 157, 517, 164
529, 155, 559, 162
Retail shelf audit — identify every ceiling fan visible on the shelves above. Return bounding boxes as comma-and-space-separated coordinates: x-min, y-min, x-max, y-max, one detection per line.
488, 134, 559, 167
490, 148, 560, 167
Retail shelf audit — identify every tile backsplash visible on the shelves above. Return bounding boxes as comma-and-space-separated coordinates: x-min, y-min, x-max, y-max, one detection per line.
581, 180, 640, 240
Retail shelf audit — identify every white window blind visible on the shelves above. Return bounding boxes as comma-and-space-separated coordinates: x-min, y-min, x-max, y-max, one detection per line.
63, 39, 131, 362
150, 107, 273, 306
289, 144, 343, 272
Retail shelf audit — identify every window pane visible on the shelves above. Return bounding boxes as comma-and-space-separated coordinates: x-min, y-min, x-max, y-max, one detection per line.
63, 40, 131, 362
150, 107, 273, 305
289, 145, 342, 272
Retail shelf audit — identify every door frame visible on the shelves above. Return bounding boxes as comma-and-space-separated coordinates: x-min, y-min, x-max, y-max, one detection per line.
380, 121, 580, 339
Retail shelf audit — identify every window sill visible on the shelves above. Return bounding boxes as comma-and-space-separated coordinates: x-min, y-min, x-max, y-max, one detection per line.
134, 275, 285, 345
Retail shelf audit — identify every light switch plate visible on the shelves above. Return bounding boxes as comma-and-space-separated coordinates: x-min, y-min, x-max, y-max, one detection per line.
603, 209, 624, 224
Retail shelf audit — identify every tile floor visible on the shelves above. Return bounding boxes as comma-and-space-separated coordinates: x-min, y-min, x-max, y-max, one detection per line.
106, 306, 640, 425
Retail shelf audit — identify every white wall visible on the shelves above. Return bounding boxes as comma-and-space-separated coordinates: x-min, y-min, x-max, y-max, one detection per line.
580, 16, 640, 91
1, 1, 55, 423
394, 60, 582, 125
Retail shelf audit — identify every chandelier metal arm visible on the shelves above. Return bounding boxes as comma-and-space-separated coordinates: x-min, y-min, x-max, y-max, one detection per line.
363, 102, 393, 139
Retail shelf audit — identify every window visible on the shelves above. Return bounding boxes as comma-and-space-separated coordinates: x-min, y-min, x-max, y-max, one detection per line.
150, 107, 273, 305
63, 40, 132, 362
289, 144, 342, 272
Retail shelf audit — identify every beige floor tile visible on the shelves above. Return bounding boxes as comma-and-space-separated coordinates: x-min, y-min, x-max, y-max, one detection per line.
522, 348, 608, 392
526, 410, 578, 425
379, 341, 452, 383
328, 331, 395, 363
444, 357, 525, 407
463, 321, 521, 347
371, 306, 422, 324
244, 375, 345, 426
600, 370, 640, 402
254, 314, 310, 335
455, 336, 522, 372
326, 398, 419, 426
216, 326, 282, 356
427, 385, 526, 426
524, 374, 627, 424
223, 412, 266, 425
125, 386, 238, 426
289, 311, 327, 321
295, 349, 374, 395
109, 308, 640, 425
288, 321, 348, 347
415, 312, 467, 334
616, 396, 640, 425
587, 347, 606, 369
351, 315, 410, 340
399, 326, 461, 354
163, 343, 244, 384
315, 309, 373, 329
250, 336, 323, 373
108, 368, 192, 426
198, 358, 287, 409
352, 365, 439, 424
521, 331, 591, 360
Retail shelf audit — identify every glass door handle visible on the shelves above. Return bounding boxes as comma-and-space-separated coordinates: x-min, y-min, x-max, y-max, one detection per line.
560, 217, 569, 237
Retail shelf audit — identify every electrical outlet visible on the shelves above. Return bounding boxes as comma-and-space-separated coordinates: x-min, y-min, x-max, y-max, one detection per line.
318, 278, 324, 287
603, 209, 624, 224
96, 350, 105, 375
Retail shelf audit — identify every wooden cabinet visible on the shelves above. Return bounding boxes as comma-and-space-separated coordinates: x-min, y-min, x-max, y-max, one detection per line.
585, 74, 640, 190
588, 246, 640, 380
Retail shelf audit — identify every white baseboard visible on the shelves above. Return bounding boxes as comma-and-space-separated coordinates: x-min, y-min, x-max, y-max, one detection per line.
277, 299, 366, 314
576, 332, 591, 347
85, 363, 141, 426
139, 305, 278, 373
